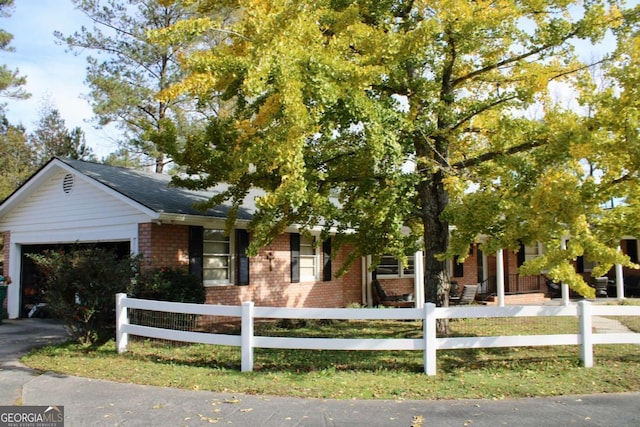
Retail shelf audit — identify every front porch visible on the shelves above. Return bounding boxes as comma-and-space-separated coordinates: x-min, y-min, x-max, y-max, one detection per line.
478, 274, 549, 295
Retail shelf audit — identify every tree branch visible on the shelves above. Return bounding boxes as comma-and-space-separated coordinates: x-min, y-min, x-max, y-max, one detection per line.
451, 27, 582, 88
451, 138, 549, 170
450, 93, 519, 132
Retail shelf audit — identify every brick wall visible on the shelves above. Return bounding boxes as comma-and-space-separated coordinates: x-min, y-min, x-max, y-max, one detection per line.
1, 231, 9, 277
142, 223, 364, 308
377, 278, 414, 296
484, 292, 548, 305
450, 245, 481, 292
204, 233, 364, 308
138, 223, 190, 270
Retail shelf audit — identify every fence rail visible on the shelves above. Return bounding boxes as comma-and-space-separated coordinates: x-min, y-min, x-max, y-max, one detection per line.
115, 293, 640, 375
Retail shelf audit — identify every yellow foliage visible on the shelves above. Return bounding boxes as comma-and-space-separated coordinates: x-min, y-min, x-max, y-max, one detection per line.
253, 94, 282, 129
150, 0, 639, 295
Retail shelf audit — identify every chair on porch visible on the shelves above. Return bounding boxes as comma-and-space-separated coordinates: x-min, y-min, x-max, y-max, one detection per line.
546, 279, 562, 299
449, 284, 478, 306
372, 280, 414, 308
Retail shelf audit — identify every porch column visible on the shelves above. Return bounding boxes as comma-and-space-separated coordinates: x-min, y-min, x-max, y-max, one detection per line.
560, 238, 570, 306
362, 256, 374, 306
616, 246, 625, 300
414, 251, 424, 309
496, 249, 505, 307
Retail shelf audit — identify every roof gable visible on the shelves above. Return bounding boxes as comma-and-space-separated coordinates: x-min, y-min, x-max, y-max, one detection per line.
0, 158, 258, 222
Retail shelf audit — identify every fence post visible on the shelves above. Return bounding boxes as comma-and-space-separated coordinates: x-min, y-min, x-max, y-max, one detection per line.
423, 303, 437, 376
579, 300, 593, 368
241, 301, 255, 372
115, 293, 128, 353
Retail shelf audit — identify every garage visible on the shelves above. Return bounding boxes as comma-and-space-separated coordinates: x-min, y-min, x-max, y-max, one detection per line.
19, 242, 130, 318
0, 158, 154, 319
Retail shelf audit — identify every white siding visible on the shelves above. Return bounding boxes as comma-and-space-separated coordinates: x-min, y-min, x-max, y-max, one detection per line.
2, 169, 154, 319
1, 169, 152, 238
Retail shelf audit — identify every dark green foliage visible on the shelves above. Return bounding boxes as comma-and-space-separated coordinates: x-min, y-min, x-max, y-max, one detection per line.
29, 248, 207, 343
28, 246, 139, 345
130, 267, 205, 304
128, 266, 206, 332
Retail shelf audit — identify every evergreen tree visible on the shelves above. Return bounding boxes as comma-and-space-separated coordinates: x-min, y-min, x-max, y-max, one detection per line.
29, 103, 95, 165
0, 0, 29, 102
0, 114, 35, 199
56, 0, 215, 172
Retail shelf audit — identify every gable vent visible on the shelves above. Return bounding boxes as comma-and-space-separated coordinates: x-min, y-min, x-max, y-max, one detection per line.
62, 173, 75, 194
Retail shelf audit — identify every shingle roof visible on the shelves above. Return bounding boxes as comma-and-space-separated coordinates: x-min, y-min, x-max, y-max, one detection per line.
60, 158, 258, 220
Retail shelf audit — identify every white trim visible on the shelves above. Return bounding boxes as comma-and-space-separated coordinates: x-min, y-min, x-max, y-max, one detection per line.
496, 249, 505, 307
299, 234, 320, 282
0, 159, 159, 221
202, 228, 236, 286
9, 224, 139, 246
375, 253, 416, 279
414, 251, 424, 309
5, 224, 139, 319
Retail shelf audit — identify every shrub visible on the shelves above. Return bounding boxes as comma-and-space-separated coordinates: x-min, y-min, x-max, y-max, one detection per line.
29, 248, 206, 342
130, 267, 205, 303
128, 266, 206, 332
28, 246, 140, 344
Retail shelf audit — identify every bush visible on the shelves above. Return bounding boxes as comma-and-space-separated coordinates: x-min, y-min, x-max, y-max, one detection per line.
29, 248, 206, 342
28, 246, 139, 345
130, 267, 205, 303
128, 267, 206, 332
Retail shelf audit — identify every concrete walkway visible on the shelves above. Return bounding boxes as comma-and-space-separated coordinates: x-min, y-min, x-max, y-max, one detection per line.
1, 318, 639, 426
592, 315, 633, 333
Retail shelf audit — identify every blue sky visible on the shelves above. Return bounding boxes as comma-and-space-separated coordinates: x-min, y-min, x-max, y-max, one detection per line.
1, 0, 119, 158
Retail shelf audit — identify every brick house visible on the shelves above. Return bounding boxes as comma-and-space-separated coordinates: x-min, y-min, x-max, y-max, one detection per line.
2, 158, 636, 318
449, 240, 640, 303
0, 158, 418, 319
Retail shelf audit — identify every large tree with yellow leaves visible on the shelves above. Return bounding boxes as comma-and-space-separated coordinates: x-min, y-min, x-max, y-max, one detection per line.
154, 0, 640, 305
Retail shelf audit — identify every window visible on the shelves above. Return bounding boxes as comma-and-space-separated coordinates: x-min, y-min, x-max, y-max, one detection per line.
192, 228, 249, 286
291, 233, 331, 283
375, 254, 415, 279
519, 243, 543, 267
299, 234, 319, 281
577, 255, 597, 273
524, 244, 541, 262
203, 229, 232, 285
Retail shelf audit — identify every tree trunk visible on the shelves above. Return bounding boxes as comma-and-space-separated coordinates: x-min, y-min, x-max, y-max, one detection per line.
419, 169, 451, 296
418, 169, 451, 334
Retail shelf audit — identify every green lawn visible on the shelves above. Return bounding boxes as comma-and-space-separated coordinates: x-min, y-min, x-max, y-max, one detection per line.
22, 307, 640, 400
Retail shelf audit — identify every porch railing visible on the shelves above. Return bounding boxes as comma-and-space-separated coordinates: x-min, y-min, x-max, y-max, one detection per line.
507, 274, 546, 293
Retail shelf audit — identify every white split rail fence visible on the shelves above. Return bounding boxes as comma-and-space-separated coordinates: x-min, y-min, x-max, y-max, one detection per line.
115, 293, 640, 375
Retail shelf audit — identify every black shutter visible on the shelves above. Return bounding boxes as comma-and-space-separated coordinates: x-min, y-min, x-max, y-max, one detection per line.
188, 226, 204, 282
576, 255, 585, 273
290, 233, 300, 283
453, 255, 464, 278
626, 240, 638, 263
517, 244, 526, 267
322, 238, 332, 282
236, 229, 250, 286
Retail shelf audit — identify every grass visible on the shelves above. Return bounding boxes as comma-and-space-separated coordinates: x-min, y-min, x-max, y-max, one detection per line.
22, 303, 640, 400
